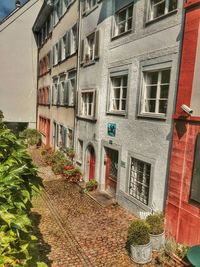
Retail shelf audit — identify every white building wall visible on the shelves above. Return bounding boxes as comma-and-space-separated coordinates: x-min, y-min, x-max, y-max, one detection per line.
0, 0, 43, 128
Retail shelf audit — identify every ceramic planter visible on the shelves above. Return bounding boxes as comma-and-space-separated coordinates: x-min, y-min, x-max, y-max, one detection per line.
130, 242, 152, 264
150, 232, 165, 251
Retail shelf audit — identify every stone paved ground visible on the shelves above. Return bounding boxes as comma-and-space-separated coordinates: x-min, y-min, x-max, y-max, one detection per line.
30, 148, 156, 267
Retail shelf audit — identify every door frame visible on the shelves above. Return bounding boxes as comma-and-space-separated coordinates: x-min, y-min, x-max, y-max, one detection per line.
100, 140, 121, 198
85, 143, 96, 181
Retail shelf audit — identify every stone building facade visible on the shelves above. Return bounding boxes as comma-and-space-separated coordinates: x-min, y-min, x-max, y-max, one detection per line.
33, 0, 78, 147
76, 0, 184, 217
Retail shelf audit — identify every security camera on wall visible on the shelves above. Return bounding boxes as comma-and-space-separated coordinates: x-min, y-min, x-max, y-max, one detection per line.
181, 104, 193, 116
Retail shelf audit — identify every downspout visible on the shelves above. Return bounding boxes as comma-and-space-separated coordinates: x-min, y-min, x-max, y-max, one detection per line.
73, 0, 82, 155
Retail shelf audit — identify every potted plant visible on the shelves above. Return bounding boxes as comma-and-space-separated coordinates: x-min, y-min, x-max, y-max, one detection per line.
86, 179, 98, 191
127, 219, 152, 264
146, 212, 165, 251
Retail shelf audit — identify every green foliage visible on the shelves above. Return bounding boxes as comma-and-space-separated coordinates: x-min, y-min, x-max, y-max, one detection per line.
86, 179, 98, 191
52, 159, 71, 175
146, 212, 164, 235
165, 239, 189, 259
127, 219, 150, 246
19, 128, 41, 146
0, 126, 47, 266
63, 167, 82, 182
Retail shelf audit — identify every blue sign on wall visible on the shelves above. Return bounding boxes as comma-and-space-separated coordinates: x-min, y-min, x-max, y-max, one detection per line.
107, 123, 116, 137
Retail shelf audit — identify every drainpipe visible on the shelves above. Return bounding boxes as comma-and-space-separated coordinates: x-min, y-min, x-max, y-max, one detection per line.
73, 0, 82, 157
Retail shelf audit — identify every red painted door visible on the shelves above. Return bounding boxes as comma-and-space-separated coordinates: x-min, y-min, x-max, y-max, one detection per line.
105, 148, 118, 195
46, 119, 50, 146
88, 146, 95, 180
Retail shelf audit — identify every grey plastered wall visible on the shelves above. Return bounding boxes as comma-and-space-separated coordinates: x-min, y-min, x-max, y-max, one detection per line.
96, 0, 183, 215
0, 0, 43, 128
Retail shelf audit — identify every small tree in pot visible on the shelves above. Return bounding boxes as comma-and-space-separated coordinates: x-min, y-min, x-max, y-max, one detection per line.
146, 212, 165, 251
127, 219, 152, 264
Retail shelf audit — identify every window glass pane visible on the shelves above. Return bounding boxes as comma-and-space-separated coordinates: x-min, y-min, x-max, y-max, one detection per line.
127, 18, 132, 30
122, 88, 127, 98
128, 6, 133, 17
145, 100, 156, 112
160, 85, 169, 98
161, 69, 170, 83
121, 100, 126, 110
153, 1, 165, 18
159, 100, 167, 113
113, 88, 120, 99
169, 0, 177, 12
113, 77, 121, 87
146, 72, 158, 85
146, 85, 157, 98
118, 10, 126, 23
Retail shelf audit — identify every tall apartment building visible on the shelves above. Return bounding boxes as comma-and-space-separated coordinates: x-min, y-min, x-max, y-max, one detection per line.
0, 0, 42, 131
33, 0, 78, 147
76, 0, 184, 217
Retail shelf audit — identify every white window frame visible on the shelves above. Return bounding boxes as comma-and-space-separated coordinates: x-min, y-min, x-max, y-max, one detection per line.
53, 43, 59, 65
148, 0, 178, 21
61, 35, 67, 61
68, 75, 76, 106
140, 68, 171, 117
114, 4, 133, 37
80, 90, 95, 118
59, 75, 66, 106
109, 74, 128, 114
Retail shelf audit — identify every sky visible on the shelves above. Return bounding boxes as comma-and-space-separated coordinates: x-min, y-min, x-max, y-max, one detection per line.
0, 0, 28, 21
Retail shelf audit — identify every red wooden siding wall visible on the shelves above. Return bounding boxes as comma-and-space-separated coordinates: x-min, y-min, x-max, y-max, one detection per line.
165, 0, 200, 245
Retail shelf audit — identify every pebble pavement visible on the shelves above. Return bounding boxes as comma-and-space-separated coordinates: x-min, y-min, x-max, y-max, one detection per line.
30, 148, 156, 267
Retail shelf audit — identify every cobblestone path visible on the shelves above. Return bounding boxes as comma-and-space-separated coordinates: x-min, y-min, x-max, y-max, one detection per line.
30, 148, 155, 267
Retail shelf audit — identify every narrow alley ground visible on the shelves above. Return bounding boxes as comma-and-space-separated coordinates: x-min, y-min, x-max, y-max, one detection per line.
30, 148, 155, 267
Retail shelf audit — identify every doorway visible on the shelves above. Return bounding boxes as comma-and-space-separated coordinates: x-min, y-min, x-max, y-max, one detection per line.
105, 148, 119, 196
86, 145, 95, 180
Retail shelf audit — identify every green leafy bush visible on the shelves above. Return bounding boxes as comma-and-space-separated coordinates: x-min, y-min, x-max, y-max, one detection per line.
52, 159, 72, 175
0, 124, 47, 266
146, 212, 164, 235
63, 167, 82, 182
127, 219, 150, 246
86, 179, 98, 191
19, 128, 41, 146
165, 239, 189, 259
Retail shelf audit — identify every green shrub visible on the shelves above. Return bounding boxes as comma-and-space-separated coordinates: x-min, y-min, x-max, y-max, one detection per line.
165, 239, 189, 259
86, 179, 98, 191
127, 219, 150, 246
146, 212, 164, 235
0, 125, 47, 266
52, 159, 72, 175
19, 128, 41, 146
63, 167, 82, 182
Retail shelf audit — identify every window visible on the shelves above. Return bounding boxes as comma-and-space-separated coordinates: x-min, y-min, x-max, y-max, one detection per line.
67, 129, 73, 148
59, 75, 66, 105
70, 24, 77, 55
148, 0, 177, 21
61, 35, 67, 61
140, 69, 171, 116
114, 4, 133, 37
52, 78, 58, 105
82, 0, 97, 13
80, 91, 95, 118
68, 72, 76, 106
190, 133, 200, 205
129, 157, 151, 205
87, 33, 95, 61
109, 75, 128, 113
81, 30, 100, 64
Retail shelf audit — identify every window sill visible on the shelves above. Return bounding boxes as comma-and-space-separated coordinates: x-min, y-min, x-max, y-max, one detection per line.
111, 29, 132, 41
82, 60, 96, 68
76, 160, 82, 166
137, 113, 167, 120
145, 9, 178, 26
38, 70, 51, 78
122, 191, 152, 213
38, 104, 50, 107
53, 52, 77, 68
76, 115, 97, 122
82, 4, 99, 17
106, 111, 127, 117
